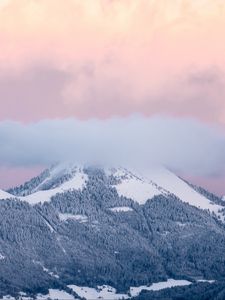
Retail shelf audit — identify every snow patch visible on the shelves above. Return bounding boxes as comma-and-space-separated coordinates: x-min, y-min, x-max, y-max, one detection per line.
36, 289, 76, 300
0, 296, 33, 300
176, 221, 187, 227
59, 213, 88, 223
33, 261, 59, 279
68, 285, 128, 300
197, 279, 215, 284
42, 266, 59, 279
0, 253, 5, 260
129, 279, 192, 297
109, 206, 133, 212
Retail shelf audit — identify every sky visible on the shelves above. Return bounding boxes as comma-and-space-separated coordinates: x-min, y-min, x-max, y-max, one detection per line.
0, 0, 225, 194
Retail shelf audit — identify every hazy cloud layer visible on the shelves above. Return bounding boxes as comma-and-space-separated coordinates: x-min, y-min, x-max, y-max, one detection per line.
0, 117, 225, 176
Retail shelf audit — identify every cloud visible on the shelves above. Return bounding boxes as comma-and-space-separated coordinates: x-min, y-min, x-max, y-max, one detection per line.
0, 66, 70, 121
0, 116, 225, 176
0, 1, 225, 123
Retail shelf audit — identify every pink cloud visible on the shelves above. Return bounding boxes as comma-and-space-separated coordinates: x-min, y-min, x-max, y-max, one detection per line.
0, 0, 225, 123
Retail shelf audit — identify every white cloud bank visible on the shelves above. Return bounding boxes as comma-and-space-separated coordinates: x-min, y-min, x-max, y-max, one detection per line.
0, 116, 224, 176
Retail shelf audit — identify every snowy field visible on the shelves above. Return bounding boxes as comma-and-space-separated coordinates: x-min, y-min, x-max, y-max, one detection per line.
1, 278, 216, 300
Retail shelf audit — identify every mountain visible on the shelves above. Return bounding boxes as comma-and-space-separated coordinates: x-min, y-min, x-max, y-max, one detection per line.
4, 164, 225, 218
1, 164, 225, 299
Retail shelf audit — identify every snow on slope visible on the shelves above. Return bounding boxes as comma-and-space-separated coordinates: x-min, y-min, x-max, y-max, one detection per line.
110, 167, 224, 218
20, 169, 87, 205
33, 163, 79, 193
142, 167, 224, 215
109, 206, 133, 212
0, 167, 87, 205
1, 164, 224, 218
129, 279, 192, 297
0, 189, 14, 200
0, 279, 215, 300
110, 168, 162, 204
69, 279, 193, 299
36, 289, 77, 300
68, 285, 128, 300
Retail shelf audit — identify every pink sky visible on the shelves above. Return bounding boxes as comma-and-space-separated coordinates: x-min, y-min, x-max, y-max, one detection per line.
0, 0, 225, 194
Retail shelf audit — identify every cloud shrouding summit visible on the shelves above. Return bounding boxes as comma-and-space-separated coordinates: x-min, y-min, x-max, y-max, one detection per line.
0, 1, 225, 193
0, 117, 225, 177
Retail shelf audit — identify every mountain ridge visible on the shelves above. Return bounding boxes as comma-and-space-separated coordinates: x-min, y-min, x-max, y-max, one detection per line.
1, 163, 225, 221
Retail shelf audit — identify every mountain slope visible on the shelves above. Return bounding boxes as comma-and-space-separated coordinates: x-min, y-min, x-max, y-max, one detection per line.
109, 167, 224, 219
5, 165, 87, 205
5, 164, 225, 220
0, 189, 14, 200
1, 165, 225, 299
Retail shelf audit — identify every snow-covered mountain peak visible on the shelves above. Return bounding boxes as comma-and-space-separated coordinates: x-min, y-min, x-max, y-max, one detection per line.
1, 163, 224, 220
22, 169, 88, 205
107, 166, 164, 204
4, 164, 88, 205
34, 163, 82, 192
107, 166, 224, 219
